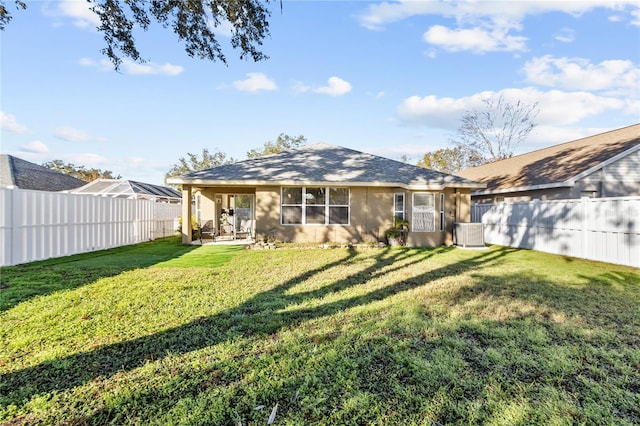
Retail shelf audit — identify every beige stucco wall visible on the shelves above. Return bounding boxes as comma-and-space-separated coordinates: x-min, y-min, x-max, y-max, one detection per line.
255, 186, 470, 246
190, 185, 472, 247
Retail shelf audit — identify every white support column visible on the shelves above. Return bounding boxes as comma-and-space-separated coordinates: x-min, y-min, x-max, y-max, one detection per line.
181, 185, 192, 244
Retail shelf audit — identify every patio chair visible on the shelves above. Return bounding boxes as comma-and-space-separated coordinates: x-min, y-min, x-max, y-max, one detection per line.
199, 220, 215, 243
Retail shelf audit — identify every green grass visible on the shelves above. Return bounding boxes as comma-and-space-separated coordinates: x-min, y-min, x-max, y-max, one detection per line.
1, 238, 639, 425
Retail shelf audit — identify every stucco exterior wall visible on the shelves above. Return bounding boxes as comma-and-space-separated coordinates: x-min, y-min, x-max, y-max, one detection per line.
254, 186, 471, 246
192, 185, 472, 246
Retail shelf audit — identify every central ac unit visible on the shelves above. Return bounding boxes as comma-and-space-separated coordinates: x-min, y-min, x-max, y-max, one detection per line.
454, 222, 484, 247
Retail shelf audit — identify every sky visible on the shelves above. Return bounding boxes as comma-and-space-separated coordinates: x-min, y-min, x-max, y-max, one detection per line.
1, 0, 639, 186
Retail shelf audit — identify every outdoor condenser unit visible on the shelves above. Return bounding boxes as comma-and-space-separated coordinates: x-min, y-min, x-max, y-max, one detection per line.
454, 222, 485, 248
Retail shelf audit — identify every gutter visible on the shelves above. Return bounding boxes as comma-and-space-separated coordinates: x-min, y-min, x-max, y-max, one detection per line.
165, 178, 487, 191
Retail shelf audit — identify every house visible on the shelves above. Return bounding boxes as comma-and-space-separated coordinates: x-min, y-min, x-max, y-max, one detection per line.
69, 179, 181, 203
167, 143, 485, 246
0, 154, 86, 191
456, 123, 640, 203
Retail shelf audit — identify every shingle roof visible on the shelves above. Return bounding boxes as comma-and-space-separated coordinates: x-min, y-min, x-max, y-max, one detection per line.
456, 123, 640, 193
169, 143, 485, 190
71, 179, 181, 201
0, 154, 86, 191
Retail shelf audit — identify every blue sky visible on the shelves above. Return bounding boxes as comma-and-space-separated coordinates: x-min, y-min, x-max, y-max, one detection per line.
1, 0, 639, 185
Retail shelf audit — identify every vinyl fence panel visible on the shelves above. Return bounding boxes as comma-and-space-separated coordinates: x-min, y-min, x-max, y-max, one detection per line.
0, 187, 181, 266
472, 197, 640, 268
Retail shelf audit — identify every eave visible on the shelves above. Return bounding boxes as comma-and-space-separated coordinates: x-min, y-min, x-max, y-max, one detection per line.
166, 177, 486, 191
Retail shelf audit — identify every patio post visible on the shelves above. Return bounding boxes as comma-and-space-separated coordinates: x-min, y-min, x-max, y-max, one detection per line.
181, 185, 192, 244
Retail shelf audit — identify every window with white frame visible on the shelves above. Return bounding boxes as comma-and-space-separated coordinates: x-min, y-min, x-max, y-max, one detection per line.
394, 193, 405, 224
439, 193, 445, 232
281, 187, 349, 225
412, 193, 435, 232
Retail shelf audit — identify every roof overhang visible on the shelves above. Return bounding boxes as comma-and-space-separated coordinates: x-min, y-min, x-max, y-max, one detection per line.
166, 177, 486, 191
471, 143, 640, 197
470, 181, 573, 196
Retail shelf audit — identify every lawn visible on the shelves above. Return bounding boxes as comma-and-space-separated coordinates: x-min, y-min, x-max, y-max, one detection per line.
1, 237, 639, 425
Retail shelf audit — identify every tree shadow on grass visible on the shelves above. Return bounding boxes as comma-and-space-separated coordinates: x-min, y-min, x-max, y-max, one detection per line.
66, 256, 639, 425
73, 261, 637, 425
445, 269, 640, 423
0, 237, 223, 312
1, 245, 516, 413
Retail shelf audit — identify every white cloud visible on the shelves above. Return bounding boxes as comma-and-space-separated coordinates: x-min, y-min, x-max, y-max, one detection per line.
314, 77, 352, 97
0, 111, 28, 133
523, 55, 640, 95
122, 61, 184, 76
554, 28, 575, 43
79, 57, 112, 72
397, 87, 626, 129
359, 1, 640, 30
526, 125, 617, 147
291, 80, 311, 94
46, 0, 100, 28
358, 1, 450, 31
79, 57, 184, 76
358, 1, 639, 53
423, 24, 527, 53
232, 72, 277, 92
20, 141, 49, 154
54, 126, 102, 142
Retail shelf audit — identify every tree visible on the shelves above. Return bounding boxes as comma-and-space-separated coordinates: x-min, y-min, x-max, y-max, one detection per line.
0, 0, 272, 70
451, 94, 539, 166
246, 133, 306, 158
416, 146, 481, 174
165, 147, 234, 187
42, 160, 121, 182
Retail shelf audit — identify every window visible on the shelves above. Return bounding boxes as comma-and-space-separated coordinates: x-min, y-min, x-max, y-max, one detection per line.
412, 193, 435, 232
195, 194, 201, 224
580, 191, 596, 199
281, 187, 349, 225
394, 193, 405, 224
439, 193, 445, 232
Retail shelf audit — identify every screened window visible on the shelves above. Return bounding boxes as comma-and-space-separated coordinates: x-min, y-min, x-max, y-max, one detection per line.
412, 193, 435, 232
281, 187, 350, 225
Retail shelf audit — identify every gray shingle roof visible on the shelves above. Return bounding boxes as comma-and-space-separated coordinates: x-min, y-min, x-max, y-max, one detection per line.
169, 143, 484, 190
0, 154, 86, 191
457, 123, 640, 193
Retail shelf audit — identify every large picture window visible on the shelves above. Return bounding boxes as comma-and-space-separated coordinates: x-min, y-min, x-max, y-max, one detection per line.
281, 187, 350, 225
412, 193, 435, 232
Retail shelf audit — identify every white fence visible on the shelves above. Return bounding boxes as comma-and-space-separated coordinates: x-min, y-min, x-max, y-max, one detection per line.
0, 187, 181, 266
471, 197, 640, 268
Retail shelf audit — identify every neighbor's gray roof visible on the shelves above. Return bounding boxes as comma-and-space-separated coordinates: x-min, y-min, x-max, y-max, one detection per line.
168, 143, 485, 190
70, 179, 181, 201
457, 123, 640, 194
0, 154, 86, 191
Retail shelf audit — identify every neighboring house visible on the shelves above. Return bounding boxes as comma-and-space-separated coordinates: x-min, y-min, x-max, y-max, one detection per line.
0, 154, 86, 191
167, 143, 485, 246
457, 123, 640, 203
69, 179, 181, 203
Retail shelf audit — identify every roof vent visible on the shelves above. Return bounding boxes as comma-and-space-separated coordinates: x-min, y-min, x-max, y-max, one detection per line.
454, 222, 484, 247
